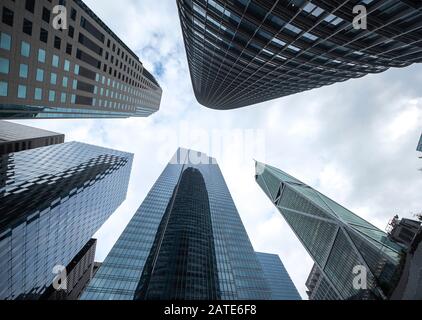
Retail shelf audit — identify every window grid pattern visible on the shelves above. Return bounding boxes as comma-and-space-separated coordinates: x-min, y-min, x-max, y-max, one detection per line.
177, 0, 422, 110
0, 0, 162, 119
0, 142, 133, 300
255, 160, 405, 300
82, 149, 271, 300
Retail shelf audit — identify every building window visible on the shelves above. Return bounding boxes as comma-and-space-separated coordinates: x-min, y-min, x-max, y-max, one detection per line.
0, 81, 7, 96
62, 76, 68, 88
0, 32, 11, 50
74, 64, 80, 75
17, 85, 27, 99
50, 73, 57, 85
49, 90, 56, 102
68, 26, 74, 38
40, 28, 48, 43
19, 64, 28, 78
64, 60, 70, 71
71, 94, 76, 104
0, 57, 9, 74
61, 92, 67, 103
71, 8, 77, 21
38, 49, 46, 63
21, 41, 30, 57
52, 55, 59, 68
23, 19, 33, 36
34, 88, 42, 100
72, 80, 77, 90
54, 36, 61, 50
36, 68, 44, 82
2, 7, 14, 27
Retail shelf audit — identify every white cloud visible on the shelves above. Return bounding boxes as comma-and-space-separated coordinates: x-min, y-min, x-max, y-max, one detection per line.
10, 0, 422, 299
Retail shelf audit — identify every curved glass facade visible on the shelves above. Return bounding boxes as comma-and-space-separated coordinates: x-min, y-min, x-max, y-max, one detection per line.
177, 0, 422, 110
255, 161, 405, 300
82, 148, 271, 300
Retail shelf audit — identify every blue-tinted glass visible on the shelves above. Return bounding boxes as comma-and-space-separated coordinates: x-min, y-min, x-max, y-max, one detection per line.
34, 88, 42, 100
0, 81, 7, 96
52, 55, 59, 68
0, 32, 12, 50
36, 69, 44, 82
19, 64, 28, 78
21, 41, 30, 57
17, 85, 27, 99
0, 57, 9, 74
48, 90, 56, 102
62, 76, 68, 88
61, 92, 66, 103
64, 60, 70, 71
50, 73, 57, 85
0, 142, 133, 299
82, 149, 271, 300
38, 49, 46, 63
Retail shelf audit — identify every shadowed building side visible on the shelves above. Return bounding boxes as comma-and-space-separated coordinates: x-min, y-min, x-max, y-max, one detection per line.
177, 0, 422, 110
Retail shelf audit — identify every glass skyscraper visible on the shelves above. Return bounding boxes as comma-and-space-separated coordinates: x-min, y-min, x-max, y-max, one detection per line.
0, 141, 133, 299
0, 120, 65, 155
82, 148, 271, 300
256, 252, 301, 300
0, 0, 162, 119
177, 0, 422, 110
255, 161, 405, 300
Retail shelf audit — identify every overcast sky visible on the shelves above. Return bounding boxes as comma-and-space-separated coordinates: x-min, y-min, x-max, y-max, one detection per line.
12, 0, 422, 299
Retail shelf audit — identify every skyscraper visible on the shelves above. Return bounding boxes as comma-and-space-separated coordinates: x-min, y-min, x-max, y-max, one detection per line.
305, 263, 341, 300
256, 252, 301, 300
0, 120, 64, 155
41, 238, 98, 300
177, 0, 422, 110
0, 0, 162, 119
0, 141, 133, 299
255, 161, 405, 300
82, 148, 271, 300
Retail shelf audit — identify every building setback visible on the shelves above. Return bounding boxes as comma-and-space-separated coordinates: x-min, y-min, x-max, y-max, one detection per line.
255, 161, 405, 300
0, 0, 162, 119
256, 252, 302, 300
82, 148, 271, 300
0, 120, 64, 155
177, 0, 422, 110
0, 141, 133, 299
41, 238, 98, 300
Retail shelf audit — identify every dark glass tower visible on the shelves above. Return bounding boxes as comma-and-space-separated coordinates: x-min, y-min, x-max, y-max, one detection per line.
82, 148, 271, 300
0, 0, 162, 119
0, 142, 133, 299
177, 0, 422, 110
256, 252, 302, 300
0, 120, 65, 155
255, 161, 405, 300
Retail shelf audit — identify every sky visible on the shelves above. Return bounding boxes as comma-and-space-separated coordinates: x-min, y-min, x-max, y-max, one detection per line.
12, 0, 422, 299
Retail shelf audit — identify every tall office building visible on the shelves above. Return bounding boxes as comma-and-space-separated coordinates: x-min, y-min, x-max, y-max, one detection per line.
0, 120, 64, 155
41, 238, 98, 300
177, 0, 422, 110
256, 252, 301, 300
255, 161, 405, 300
0, 0, 162, 119
0, 141, 133, 299
306, 263, 341, 300
82, 148, 271, 300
